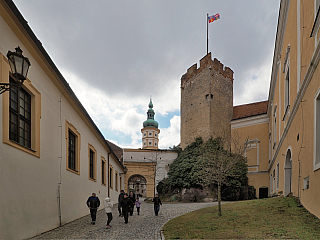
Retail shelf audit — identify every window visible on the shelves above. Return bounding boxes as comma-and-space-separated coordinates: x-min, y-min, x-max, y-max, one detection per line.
68, 130, 76, 171
155, 143, 157, 146
144, 133, 146, 137
270, 173, 273, 194
9, 79, 31, 148
303, 176, 310, 190
276, 163, 279, 190
149, 132, 152, 136
109, 165, 113, 189
273, 106, 277, 148
155, 133, 157, 137
66, 120, 81, 174
2, 53, 41, 157
284, 70, 290, 112
314, 88, 320, 170
88, 144, 97, 181
115, 171, 118, 191
101, 157, 106, 186
273, 169, 276, 193
149, 141, 152, 145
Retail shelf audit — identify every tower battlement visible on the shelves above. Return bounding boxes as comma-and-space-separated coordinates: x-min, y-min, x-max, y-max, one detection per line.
181, 53, 233, 88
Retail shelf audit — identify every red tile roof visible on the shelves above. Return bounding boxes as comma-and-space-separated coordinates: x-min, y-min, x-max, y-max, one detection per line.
232, 100, 268, 120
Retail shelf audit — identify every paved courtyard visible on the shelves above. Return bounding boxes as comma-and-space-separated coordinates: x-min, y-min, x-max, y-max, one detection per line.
30, 201, 220, 239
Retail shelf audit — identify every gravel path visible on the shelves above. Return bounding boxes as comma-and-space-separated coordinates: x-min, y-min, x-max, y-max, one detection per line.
30, 201, 220, 239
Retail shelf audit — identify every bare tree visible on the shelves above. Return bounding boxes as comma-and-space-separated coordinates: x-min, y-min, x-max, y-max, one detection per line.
197, 136, 246, 216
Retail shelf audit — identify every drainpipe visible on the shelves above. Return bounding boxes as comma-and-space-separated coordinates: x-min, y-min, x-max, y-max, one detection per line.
107, 153, 110, 198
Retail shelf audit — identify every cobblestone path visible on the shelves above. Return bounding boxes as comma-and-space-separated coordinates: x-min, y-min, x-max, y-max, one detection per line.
30, 201, 219, 239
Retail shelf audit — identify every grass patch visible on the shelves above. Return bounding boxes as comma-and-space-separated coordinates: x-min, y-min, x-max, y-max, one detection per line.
163, 197, 320, 239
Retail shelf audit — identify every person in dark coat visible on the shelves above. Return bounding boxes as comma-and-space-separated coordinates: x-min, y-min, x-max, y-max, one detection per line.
128, 191, 136, 216
121, 193, 133, 224
118, 190, 124, 216
86, 193, 100, 224
152, 193, 162, 216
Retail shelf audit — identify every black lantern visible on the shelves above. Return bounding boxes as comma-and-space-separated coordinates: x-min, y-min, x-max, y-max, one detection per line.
0, 46, 31, 94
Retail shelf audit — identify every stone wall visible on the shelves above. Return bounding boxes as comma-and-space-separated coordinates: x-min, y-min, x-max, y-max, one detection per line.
180, 53, 234, 149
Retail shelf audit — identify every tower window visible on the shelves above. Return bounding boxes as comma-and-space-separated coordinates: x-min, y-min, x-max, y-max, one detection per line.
205, 94, 213, 100
149, 133, 152, 136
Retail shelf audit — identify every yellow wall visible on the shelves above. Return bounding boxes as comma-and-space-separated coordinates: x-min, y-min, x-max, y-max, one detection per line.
124, 162, 156, 198
232, 120, 269, 198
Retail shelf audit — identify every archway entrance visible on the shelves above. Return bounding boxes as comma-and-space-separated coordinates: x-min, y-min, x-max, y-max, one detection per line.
284, 149, 292, 196
259, 187, 268, 199
128, 175, 147, 197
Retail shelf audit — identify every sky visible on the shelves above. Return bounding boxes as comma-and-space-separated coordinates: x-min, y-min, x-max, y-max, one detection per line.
13, 0, 280, 149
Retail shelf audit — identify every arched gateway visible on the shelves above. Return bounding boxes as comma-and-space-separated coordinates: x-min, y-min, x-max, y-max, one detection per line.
128, 175, 147, 197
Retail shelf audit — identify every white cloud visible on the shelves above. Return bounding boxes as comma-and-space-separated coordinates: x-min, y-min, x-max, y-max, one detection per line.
234, 54, 272, 106
61, 69, 180, 149
159, 115, 180, 149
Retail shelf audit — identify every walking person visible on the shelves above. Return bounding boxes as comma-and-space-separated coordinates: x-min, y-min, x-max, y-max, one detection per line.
118, 190, 124, 217
121, 193, 133, 224
86, 193, 100, 225
152, 193, 162, 216
129, 191, 136, 216
104, 197, 113, 228
135, 197, 141, 215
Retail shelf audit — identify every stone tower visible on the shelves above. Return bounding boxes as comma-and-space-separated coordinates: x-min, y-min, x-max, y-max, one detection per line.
141, 98, 160, 149
180, 53, 234, 149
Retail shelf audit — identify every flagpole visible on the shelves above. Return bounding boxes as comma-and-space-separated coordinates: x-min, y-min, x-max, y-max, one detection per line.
207, 13, 209, 55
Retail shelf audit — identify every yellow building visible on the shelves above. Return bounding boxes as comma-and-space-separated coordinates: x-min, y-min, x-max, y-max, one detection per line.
233, 0, 320, 218
264, 0, 320, 218
231, 101, 270, 198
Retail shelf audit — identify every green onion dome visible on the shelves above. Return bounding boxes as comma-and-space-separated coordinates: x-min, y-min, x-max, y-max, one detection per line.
143, 98, 158, 128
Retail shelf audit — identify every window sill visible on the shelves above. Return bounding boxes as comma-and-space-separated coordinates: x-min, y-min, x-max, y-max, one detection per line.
67, 168, 80, 175
89, 178, 97, 182
4, 139, 40, 158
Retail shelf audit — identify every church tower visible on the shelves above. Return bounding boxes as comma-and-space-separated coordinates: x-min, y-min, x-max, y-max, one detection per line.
141, 99, 160, 149
180, 53, 234, 149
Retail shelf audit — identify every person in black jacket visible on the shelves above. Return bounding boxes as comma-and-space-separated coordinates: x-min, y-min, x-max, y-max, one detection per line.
118, 190, 124, 217
128, 191, 136, 216
121, 193, 133, 224
86, 193, 100, 225
152, 193, 162, 216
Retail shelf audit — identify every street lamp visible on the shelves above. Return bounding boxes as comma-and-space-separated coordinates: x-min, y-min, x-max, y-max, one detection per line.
0, 46, 31, 94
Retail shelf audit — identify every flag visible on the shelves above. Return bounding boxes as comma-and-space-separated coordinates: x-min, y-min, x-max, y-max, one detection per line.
208, 13, 220, 23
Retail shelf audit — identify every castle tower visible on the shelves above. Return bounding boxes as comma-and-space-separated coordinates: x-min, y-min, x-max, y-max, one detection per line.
180, 53, 234, 149
141, 99, 160, 149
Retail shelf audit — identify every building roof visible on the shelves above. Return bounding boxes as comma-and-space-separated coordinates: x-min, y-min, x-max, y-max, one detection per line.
106, 140, 123, 161
232, 100, 268, 120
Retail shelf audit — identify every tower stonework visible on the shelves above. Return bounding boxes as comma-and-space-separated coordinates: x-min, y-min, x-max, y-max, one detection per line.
180, 53, 234, 149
